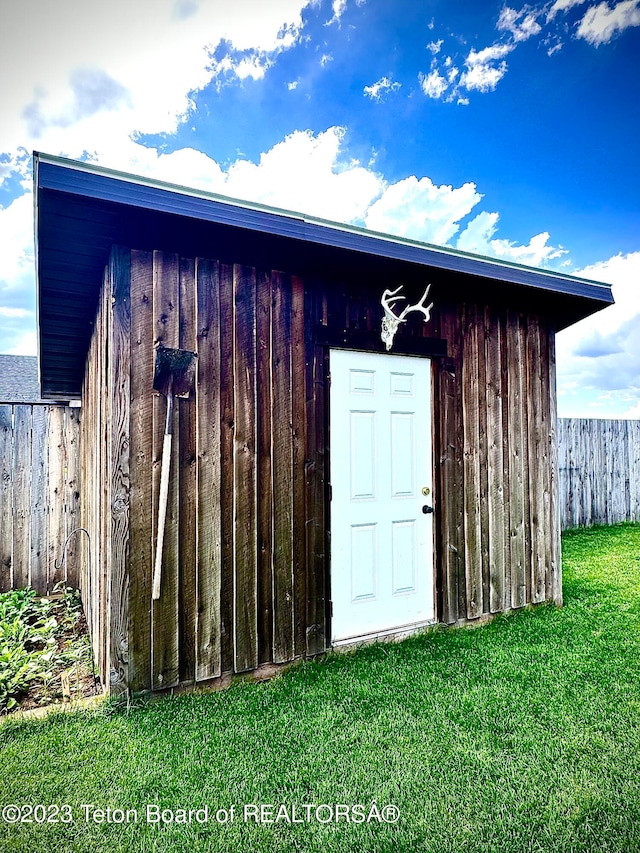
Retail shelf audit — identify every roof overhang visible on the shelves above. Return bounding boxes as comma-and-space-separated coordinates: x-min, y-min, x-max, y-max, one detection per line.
35, 152, 614, 400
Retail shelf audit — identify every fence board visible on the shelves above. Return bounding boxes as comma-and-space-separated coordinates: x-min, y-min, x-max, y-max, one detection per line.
0, 405, 13, 591
558, 418, 640, 528
64, 407, 81, 589
29, 406, 48, 592
12, 406, 31, 589
48, 407, 66, 589
0, 404, 81, 595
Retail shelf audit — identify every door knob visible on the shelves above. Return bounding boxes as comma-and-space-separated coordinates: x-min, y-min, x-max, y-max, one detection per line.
422, 504, 434, 514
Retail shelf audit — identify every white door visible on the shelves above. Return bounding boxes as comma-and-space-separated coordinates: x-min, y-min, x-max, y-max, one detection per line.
330, 349, 434, 644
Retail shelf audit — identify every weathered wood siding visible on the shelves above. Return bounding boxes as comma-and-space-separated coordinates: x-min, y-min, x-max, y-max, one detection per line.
0, 403, 80, 594
83, 247, 561, 695
79, 248, 131, 692
434, 304, 561, 620
106, 249, 314, 694
313, 290, 561, 622
559, 418, 640, 528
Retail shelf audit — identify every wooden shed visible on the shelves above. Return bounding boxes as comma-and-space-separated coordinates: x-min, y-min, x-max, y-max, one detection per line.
34, 152, 614, 697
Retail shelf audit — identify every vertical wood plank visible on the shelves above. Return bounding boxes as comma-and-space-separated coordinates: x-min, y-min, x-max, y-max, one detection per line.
29, 406, 48, 593
129, 249, 154, 695
291, 275, 307, 658
506, 311, 527, 608
219, 263, 235, 674
304, 281, 327, 655
548, 326, 563, 605
437, 304, 464, 624
12, 405, 31, 589
64, 407, 81, 589
196, 258, 222, 681
538, 321, 554, 602
632, 421, 640, 522
272, 270, 294, 663
256, 268, 273, 666
621, 420, 631, 523
575, 418, 584, 527
485, 307, 506, 613
526, 316, 546, 604
152, 251, 180, 690
178, 256, 198, 684
48, 407, 67, 591
581, 418, 590, 527
82, 324, 96, 670
100, 270, 110, 685
593, 419, 604, 525
478, 308, 490, 613
0, 405, 13, 591
109, 246, 131, 695
233, 264, 258, 673
462, 306, 483, 619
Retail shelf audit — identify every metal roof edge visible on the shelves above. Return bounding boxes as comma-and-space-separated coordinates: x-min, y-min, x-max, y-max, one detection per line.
34, 152, 614, 306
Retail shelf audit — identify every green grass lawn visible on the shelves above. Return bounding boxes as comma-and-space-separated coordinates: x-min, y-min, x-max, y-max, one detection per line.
2, 523, 640, 853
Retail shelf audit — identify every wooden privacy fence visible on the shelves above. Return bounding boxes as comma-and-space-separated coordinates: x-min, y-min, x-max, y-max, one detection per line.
0, 403, 81, 594
558, 418, 640, 529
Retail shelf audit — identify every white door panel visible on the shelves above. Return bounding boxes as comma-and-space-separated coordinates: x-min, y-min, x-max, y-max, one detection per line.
330, 349, 434, 643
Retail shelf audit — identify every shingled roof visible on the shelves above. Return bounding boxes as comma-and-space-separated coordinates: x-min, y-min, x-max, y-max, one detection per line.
0, 354, 41, 403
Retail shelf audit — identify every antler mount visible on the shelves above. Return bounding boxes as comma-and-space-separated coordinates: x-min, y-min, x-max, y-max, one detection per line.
380, 284, 433, 351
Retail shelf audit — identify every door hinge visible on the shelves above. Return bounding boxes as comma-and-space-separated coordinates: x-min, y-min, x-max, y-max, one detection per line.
329, 484, 333, 501
329, 601, 333, 617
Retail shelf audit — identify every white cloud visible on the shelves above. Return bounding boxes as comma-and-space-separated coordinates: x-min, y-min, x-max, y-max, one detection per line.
363, 76, 401, 101
547, 0, 588, 21
497, 7, 543, 41
223, 127, 383, 222
0, 0, 312, 183
419, 69, 449, 99
459, 43, 513, 92
419, 0, 632, 104
556, 252, 640, 415
456, 210, 567, 266
364, 176, 482, 246
0, 307, 30, 319
327, 0, 348, 24
465, 43, 514, 65
576, 0, 640, 44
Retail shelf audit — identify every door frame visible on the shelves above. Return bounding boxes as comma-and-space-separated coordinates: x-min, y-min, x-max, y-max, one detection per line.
326, 346, 438, 647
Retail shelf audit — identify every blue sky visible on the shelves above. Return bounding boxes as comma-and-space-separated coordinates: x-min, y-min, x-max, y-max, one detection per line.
1, 0, 639, 416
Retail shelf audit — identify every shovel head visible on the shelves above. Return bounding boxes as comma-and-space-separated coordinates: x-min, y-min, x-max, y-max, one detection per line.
153, 345, 197, 398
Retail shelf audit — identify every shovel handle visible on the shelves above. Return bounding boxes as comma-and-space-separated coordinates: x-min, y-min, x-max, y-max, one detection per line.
152, 432, 173, 600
